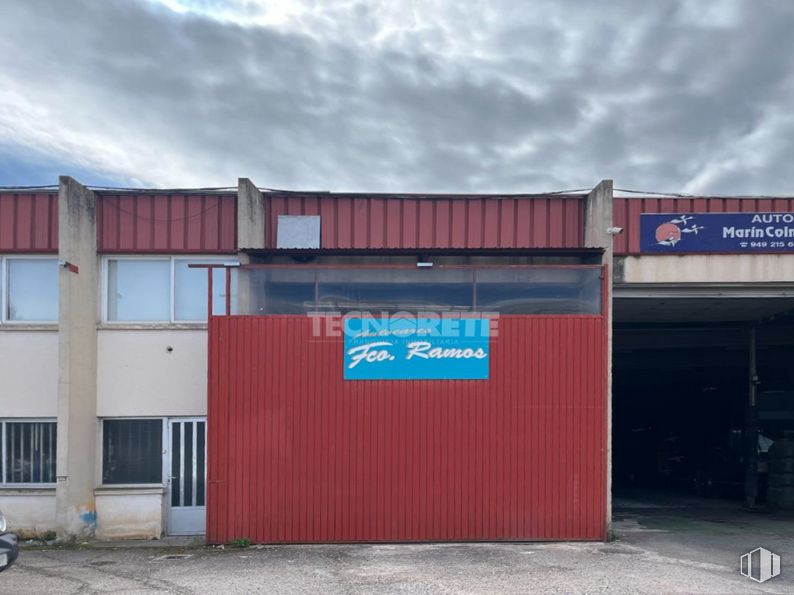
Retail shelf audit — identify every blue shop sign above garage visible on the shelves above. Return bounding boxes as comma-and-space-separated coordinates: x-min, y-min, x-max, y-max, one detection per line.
344, 317, 490, 380
640, 213, 794, 253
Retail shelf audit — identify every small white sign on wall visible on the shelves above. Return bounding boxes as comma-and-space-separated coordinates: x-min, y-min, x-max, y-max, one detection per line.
277, 215, 321, 249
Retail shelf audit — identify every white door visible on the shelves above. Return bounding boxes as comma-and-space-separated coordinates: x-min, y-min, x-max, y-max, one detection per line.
168, 418, 207, 535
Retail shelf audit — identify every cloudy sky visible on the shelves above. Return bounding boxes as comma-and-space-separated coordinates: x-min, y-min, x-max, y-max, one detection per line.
0, 0, 793, 194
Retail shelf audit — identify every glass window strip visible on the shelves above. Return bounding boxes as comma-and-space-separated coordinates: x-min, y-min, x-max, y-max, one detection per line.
197, 421, 206, 507
191, 421, 198, 507
171, 422, 181, 507
179, 422, 185, 507
241, 266, 602, 315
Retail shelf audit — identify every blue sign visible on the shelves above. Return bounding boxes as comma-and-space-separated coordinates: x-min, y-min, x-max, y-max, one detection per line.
640, 213, 794, 253
343, 317, 490, 380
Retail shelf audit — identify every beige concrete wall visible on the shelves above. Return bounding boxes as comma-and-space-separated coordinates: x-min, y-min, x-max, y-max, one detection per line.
0, 490, 57, 537
95, 489, 164, 540
97, 329, 207, 417
0, 330, 58, 417
621, 254, 794, 284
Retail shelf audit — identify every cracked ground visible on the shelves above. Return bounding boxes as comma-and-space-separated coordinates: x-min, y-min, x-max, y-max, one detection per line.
2, 494, 793, 594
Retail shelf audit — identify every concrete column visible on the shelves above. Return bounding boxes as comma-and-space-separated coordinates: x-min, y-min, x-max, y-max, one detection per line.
584, 179, 614, 539
56, 176, 99, 540
584, 179, 614, 255
237, 178, 266, 250
236, 179, 266, 314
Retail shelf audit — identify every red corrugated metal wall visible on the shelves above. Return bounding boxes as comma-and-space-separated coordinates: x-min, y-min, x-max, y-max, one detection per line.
207, 314, 607, 543
267, 194, 585, 249
614, 196, 794, 255
0, 192, 58, 252
97, 192, 237, 253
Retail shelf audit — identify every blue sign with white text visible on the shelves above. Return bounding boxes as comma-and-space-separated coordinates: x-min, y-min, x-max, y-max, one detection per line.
640, 212, 794, 253
343, 317, 490, 380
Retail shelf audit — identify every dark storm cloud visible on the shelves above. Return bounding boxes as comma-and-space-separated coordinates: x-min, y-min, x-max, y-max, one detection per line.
0, 0, 793, 193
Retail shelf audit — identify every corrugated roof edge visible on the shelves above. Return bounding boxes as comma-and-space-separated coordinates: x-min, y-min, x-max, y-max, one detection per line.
3, 184, 794, 200
0, 186, 238, 194
0, 187, 588, 199
259, 190, 588, 199
615, 189, 794, 200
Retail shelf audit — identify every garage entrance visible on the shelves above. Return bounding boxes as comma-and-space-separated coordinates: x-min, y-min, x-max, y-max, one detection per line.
612, 290, 794, 515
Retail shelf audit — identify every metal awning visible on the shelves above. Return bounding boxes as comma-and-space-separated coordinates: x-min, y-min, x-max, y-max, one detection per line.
241, 246, 605, 262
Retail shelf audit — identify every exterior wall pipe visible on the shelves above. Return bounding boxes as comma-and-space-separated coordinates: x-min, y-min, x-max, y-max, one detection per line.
584, 179, 614, 538
55, 176, 99, 540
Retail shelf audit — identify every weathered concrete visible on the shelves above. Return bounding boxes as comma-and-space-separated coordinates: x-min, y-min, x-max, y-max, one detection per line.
0, 489, 56, 538
56, 176, 99, 540
97, 329, 208, 417
94, 488, 165, 540
621, 253, 794, 284
585, 180, 614, 533
0, 329, 58, 416
237, 178, 266, 250
584, 179, 614, 254
236, 178, 266, 314
6, 505, 794, 594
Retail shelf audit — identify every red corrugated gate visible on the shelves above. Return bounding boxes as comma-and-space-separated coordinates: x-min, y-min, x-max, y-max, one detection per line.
207, 313, 607, 543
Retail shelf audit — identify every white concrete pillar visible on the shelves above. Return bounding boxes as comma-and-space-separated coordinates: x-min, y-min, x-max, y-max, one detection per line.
585, 179, 614, 538
236, 179, 266, 314
55, 176, 99, 540
237, 178, 266, 250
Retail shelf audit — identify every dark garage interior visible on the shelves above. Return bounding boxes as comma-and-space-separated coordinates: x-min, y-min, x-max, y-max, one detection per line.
612, 295, 794, 509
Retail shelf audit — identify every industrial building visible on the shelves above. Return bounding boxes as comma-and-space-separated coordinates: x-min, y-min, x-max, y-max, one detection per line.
1, 177, 792, 541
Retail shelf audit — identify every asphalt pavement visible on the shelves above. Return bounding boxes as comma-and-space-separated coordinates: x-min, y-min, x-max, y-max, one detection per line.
1, 493, 791, 594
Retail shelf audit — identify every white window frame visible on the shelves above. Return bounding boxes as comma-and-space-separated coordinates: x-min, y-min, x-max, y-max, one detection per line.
0, 255, 59, 325
101, 255, 236, 324
98, 417, 168, 488
0, 418, 58, 487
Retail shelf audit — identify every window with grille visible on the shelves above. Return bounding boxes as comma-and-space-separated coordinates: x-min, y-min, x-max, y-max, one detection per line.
1, 420, 57, 484
102, 419, 163, 484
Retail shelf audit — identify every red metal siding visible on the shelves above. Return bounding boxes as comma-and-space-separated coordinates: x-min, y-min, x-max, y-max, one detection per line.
267, 194, 586, 249
97, 193, 237, 253
0, 192, 58, 253
614, 196, 794, 255
207, 314, 607, 543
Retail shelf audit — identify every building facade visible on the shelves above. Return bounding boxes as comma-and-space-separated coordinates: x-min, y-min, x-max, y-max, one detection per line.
1, 177, 793, 541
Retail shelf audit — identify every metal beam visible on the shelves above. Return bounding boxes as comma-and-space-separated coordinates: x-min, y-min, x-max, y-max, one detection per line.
615, 283, 794, 299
